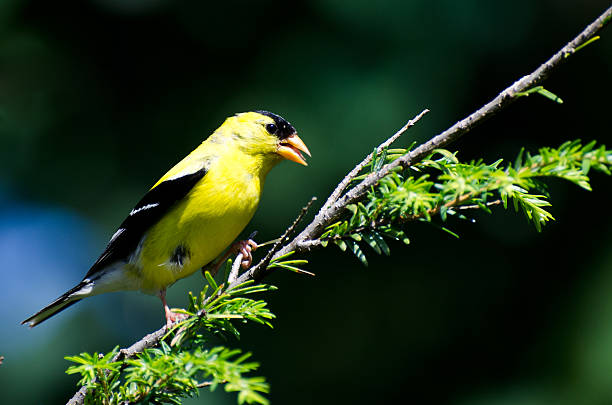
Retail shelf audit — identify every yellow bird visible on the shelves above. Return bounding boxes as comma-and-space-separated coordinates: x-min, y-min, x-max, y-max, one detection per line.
22, 111, 310, 328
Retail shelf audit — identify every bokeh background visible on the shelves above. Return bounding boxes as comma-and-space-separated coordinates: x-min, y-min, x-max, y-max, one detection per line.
1, 0, 611, 404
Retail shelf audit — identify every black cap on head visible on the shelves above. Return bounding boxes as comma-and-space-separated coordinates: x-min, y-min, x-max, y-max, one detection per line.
254, 110, 296, 140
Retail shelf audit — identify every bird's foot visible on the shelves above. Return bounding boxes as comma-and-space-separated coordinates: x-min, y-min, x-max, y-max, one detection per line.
233, 239, 258, 269
159, 288, 187, 330
203, 237, 258, 277
164, 306, 188, 330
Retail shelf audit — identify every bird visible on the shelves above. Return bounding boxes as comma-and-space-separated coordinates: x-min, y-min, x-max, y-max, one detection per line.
22, 110, 310, 328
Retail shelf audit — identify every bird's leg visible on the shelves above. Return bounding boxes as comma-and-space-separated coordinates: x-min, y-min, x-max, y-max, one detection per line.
202, 238, 258, 277
158, 288, 186, 329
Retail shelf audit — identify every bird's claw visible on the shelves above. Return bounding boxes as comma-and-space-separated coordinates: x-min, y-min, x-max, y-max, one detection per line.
203, 237, 258, 277
164, 308, 188, 330
160, 288, 188, 330
236, 239, 258, 269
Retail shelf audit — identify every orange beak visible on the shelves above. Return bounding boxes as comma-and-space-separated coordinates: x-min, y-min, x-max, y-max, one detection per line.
277, 134, 311, 166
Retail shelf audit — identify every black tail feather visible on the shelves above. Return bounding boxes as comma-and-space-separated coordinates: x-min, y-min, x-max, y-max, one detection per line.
22, 281, 89, 327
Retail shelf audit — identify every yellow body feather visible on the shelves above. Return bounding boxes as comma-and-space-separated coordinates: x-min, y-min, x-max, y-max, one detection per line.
132, 112, 283, 292
22, 111, 309, 327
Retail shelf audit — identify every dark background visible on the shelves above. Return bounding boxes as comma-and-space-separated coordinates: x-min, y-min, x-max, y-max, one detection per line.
1, 1, 611, 404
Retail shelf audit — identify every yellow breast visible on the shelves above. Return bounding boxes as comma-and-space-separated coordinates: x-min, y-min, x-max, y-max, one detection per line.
134, 147, 267, 293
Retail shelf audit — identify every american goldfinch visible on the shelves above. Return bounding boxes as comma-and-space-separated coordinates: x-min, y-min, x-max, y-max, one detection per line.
22, 111, 310, 328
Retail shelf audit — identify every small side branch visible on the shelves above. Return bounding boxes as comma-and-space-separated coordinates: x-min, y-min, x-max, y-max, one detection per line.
227, 253, 244, 284
232, 197, 317, 287
321, 109, 429, 211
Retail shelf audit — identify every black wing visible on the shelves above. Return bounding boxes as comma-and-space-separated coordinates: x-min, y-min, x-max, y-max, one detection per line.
84, 167, 207, 279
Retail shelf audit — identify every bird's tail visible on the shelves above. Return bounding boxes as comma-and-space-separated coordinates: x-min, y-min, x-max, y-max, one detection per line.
22, 281, 91, 327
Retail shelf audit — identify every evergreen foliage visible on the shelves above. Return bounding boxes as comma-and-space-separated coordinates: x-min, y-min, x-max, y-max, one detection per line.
66, 139, 611, 403
66, 274, 277, 405
321, 140, 611, 265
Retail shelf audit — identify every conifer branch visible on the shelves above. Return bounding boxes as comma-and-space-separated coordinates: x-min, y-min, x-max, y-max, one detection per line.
267, 4, 612, 268
67, 6, 612, 404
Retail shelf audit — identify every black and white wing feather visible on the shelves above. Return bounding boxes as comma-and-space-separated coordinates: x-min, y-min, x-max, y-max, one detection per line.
85, 167, 208, 279
22, 166, 208, 327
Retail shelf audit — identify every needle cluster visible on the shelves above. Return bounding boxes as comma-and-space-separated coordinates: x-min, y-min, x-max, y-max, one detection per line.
318, 141, 611, 265
66, 276, 278, 405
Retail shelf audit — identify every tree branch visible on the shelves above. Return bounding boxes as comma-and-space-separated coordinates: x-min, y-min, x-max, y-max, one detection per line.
66, 5, 611, 404
279, 4, 612, 263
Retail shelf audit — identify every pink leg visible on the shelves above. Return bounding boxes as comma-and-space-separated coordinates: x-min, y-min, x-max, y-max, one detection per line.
159, 288, 185, 329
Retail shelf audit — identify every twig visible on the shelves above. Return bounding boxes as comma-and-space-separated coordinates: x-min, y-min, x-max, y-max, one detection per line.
227, 230, 259, 284
233, 196, 317, 286
227, 253, 244, 284
321, 109, 429, 211
66, 6, 611, 404
456, 200, 503, 211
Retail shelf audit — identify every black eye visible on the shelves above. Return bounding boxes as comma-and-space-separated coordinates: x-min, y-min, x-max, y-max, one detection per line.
266, 123, 278, 134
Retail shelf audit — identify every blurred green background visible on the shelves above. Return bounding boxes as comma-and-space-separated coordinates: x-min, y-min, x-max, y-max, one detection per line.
1, 0, 611, 404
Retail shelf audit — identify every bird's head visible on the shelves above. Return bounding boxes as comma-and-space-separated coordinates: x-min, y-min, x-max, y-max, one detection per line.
215, 111, 311, 166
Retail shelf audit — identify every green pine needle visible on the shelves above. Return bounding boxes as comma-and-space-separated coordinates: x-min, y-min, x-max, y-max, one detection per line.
320, 139, 611, 264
